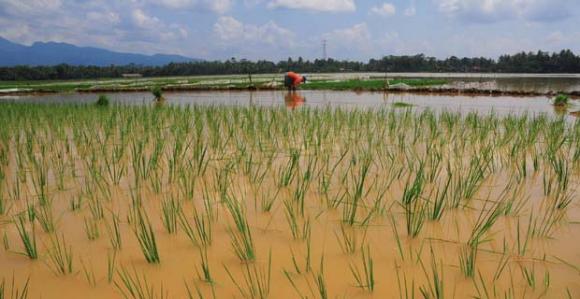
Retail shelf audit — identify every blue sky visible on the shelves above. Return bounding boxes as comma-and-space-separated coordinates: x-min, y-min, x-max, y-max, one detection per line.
0, 0, 579, 61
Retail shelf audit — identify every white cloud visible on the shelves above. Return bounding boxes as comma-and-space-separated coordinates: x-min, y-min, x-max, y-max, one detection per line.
404, 6, 416, 16
435, 0, 573, 23
323, 23, 373, 57
214, 16, 295, 47
371, 3, 396, 17
0, 0, 62, 15
268, 0, 356, 12
152, 0, 233, 14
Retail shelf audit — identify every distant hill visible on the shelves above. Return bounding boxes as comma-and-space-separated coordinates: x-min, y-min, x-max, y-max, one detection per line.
0, 37, 199, 67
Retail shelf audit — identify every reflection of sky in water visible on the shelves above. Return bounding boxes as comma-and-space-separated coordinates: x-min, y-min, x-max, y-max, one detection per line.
1, 90, 578, 120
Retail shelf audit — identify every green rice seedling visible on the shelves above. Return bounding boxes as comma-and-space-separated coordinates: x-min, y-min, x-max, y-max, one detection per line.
530, 203, 563, 238
283, 270, 307, 299
401, 165, 425, 206
45, 234, 74, 275
184, 280, 210, 299
224, 251, 272, 299
467, 199, 503, 248
115, 265, 167, 299
427, 174, 451, 221
312, 256, 328, 299
132, 209, 160, 264
14, 216, 38, 259
395, 263, 416, 299
160, 196, 180, 234
223, 195, 255, 261
34, 204, 56, 233
277, 149, 300, 187
80, 259, 97, 287
459, 244, 477, 278
0, 275, 30, 299
343, 156, 372, 226
259, 189, 279, 213
349, 245, 375, 292
404, 199, 427, 238
472, 271, 493, 299
335, 224, 366, 255
196, 247, 213, 284
228, 224, 255, 262
84, 217, 100, 241
390, 216, 406, 261
520, 265, 536, 290
418, 247, 444, 299
88, 197, 104, 220
178, 206, 213, 248
106, 213, 123, 250
283, 200, 310, 241
3, 232, 9, 251
108, 250, 117, 284
0, 190, 6, 216
69, 196, 83, 212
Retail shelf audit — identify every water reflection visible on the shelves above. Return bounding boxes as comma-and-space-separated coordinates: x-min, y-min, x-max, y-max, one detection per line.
1, 90, 577, 119
284, 92, 306, 109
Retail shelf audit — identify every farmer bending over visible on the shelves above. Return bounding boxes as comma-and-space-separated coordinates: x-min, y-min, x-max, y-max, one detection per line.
284, 71, 307, 91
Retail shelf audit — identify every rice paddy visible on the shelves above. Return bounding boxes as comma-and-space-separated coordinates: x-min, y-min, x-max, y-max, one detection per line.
0, 101, 578, 298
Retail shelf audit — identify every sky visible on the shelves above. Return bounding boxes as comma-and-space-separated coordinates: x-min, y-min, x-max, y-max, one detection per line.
0, 0, 579, 61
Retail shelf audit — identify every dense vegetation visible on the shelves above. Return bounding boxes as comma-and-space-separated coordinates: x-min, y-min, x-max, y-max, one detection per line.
1, 50, 580, 81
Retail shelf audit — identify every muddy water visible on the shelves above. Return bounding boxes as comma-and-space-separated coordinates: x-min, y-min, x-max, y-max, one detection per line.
0, 104, 578, 299
1, 90, 579, 118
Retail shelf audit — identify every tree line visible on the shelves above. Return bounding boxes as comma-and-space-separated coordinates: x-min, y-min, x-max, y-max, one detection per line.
1, 50, 579, 81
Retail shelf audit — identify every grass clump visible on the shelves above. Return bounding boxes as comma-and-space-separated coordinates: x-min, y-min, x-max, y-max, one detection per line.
552, 94, 569, 107
96, 95, 110, 107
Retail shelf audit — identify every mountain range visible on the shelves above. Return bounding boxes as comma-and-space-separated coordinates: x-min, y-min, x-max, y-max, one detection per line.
0, 37, 199, 67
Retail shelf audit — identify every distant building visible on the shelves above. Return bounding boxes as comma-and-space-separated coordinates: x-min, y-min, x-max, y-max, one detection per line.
122, 73, 143, 78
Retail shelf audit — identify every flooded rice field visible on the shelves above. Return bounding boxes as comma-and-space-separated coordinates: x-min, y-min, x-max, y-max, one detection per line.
1, 90, 579, 119
0, 96, 579, 298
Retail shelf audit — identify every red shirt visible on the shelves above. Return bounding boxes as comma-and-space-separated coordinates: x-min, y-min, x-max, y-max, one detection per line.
287, 72, 304, 87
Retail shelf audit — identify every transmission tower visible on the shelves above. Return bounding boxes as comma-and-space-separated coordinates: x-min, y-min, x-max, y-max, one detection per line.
322, 39, 327, 60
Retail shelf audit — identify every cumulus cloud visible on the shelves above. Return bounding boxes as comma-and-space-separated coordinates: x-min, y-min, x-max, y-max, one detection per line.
404, 6, 416, 16
0, 0, 62, 16
370, 3, 396, 17
0, 1, 190, 55
322, 23, 374, 57
152, 0, 233, 14
214, 16, 295, 47
435, 0, 574, 23
268, 0, 356, 12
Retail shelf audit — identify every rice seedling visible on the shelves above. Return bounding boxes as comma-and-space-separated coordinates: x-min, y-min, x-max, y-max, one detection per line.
14, 216, 38, 259
418, 247, 444, 299
0, 275, 30, 299
160, 196, 180, 234
0, 101, 578, 298
467, 199, 503, 248
196, 247, 213, 284
349, 245, 375, 292
115, 265, 167, 299
35, 204, 56, 233
106, 213, 123, 250
224, 251, 272, 299
108, 250, 117, 284
312, 256, 328, 299
84, 217, 100, 241
45, 234, 74, 275
132, 209, 160, 264
80, 259, 97, 287
459, 244, 477, 278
